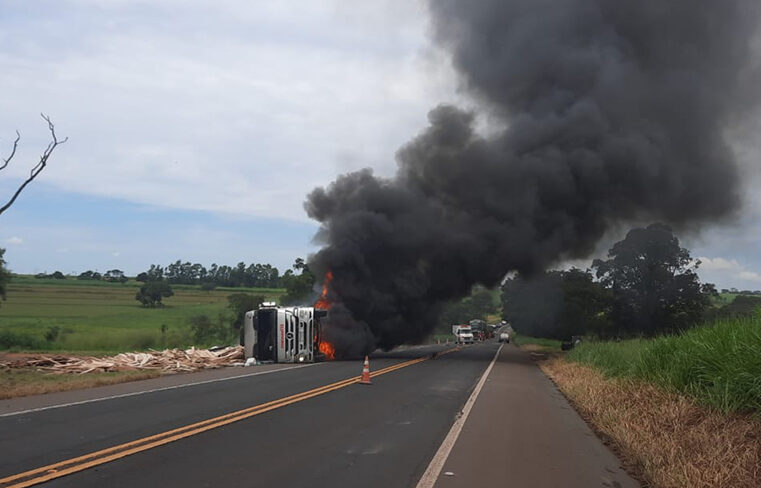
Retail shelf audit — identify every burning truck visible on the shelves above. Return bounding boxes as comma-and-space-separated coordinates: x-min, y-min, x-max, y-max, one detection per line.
241, 302, 333, 363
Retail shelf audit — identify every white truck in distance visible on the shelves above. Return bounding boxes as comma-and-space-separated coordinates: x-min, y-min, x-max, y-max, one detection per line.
452, 325, 474, 345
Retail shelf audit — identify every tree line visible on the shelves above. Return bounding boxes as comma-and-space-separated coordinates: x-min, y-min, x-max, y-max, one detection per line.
500, 223, 747, 341
135, 261, 282, 288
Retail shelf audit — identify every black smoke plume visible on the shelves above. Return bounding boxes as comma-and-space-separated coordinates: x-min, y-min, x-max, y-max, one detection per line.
306, 0, 760, 356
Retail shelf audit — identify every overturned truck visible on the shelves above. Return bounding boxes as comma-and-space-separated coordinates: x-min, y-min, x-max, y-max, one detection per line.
241, 302, 329, 363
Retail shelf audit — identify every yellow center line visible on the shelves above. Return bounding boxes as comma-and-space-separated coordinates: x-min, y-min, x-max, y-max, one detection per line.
1, 351, 447, 488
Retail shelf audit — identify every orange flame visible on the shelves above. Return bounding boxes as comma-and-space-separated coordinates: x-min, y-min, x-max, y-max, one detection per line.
314, 271, 335, 360
318, 340, 336, 360
314, 270, 333, 310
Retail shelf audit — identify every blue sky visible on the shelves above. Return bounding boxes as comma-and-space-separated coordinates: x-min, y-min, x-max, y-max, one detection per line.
1, 0, 761, 289
0, 181, 318, 275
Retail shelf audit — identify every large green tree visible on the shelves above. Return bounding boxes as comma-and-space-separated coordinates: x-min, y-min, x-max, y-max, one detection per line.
592, 223, 713, 337
135, 281, 174, 308
280, 259, 316, 305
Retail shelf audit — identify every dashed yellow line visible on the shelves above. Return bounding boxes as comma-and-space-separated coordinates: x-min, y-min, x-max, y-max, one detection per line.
0, 352, 444, 488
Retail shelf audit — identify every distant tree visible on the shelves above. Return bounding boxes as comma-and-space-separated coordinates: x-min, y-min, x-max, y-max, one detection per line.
280, 259, 315, 305
0, 115, 67, 217
592, 223, 712, 337
103, 269, 128, 283
707, 295, 761, 320
143, 264, 165, 282
0, 249, 10, 305
227, 293, 264, 331
78, 270, 99, 280
558, 268, 612, 339
35, 270, 65, 280
135, 281, 174, 308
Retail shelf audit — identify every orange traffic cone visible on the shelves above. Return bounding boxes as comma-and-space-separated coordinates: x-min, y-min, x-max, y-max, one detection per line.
358, 355, 372, 385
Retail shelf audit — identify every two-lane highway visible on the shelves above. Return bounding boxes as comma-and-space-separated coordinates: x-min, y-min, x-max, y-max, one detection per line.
1, 343, 499, 487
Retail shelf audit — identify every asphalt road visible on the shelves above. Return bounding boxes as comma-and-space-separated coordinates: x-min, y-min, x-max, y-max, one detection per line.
0, 343, 496, 488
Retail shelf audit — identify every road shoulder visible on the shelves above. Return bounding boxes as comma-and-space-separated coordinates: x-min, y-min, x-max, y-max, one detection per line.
427, 343, 639, 488
0, 362, 315, 417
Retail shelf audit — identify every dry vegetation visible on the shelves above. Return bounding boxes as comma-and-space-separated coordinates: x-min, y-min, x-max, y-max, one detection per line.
0, 369, 161, 400
541, 357, 761, 488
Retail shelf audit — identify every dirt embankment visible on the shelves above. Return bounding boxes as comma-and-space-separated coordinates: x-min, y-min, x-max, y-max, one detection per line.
539, 357, 761, 488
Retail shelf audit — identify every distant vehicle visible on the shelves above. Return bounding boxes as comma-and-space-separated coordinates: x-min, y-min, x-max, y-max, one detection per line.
453, 326, 474, 345
498, 331, 510, 343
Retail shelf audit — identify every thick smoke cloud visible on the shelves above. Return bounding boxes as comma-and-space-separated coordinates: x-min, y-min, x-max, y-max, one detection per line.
306, 0, 760, 355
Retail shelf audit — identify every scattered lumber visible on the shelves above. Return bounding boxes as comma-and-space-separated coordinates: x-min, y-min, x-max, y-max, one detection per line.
0, 346, 245, 374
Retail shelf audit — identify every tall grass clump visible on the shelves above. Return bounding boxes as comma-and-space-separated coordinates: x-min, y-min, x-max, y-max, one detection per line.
568, 315, 761, 414
0, 331, 47, 350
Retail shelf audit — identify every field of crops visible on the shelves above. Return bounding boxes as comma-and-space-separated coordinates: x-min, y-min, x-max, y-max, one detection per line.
568, 315, 761, 414
0, 278, 283, 352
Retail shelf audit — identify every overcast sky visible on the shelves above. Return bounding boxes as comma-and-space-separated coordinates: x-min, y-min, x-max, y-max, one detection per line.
1, 0, 760, 290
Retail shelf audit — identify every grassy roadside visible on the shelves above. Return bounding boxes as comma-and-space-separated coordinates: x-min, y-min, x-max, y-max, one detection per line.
567, 316, 761, 414
516, 316, 761, 487
541, 358, 761, 488
0, 368, 162, 399
512, 333, 561, 351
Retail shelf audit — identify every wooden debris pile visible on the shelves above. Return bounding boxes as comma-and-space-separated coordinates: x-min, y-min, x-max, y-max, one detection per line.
0, 346, 245, 374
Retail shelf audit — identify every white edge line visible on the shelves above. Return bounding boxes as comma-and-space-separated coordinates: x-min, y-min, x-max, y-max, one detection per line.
0, 363, 321, 418
416, 343, 503, 488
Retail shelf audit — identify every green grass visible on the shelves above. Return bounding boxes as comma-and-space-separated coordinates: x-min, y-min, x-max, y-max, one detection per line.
513, 333, 562, 350
568, 315, 761, 414
0, 281, 283, 352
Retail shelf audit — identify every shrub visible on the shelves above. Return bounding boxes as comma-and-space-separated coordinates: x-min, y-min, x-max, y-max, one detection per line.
135, 281, 174, 307
188, 313, 230, 345
0, 331, 47, 350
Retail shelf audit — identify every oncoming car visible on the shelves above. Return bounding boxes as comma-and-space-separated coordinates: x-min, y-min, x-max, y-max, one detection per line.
498, 331, 510, 343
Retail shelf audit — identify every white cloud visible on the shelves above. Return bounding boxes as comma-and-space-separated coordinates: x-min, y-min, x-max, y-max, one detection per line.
0, 1, 459, 222
4, 236, 24, 245
698, 257, 740, 272
698, 256, 761, 288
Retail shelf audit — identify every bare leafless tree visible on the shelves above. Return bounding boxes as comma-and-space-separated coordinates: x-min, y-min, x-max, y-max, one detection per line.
0, 114, 67, 217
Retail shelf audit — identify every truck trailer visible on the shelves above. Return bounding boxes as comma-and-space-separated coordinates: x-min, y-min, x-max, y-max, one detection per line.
241, 302, 329, 363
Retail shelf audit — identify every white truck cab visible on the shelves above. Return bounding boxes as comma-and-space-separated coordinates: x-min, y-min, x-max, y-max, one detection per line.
453, 325, 474, 345
242, 303, 328, 363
